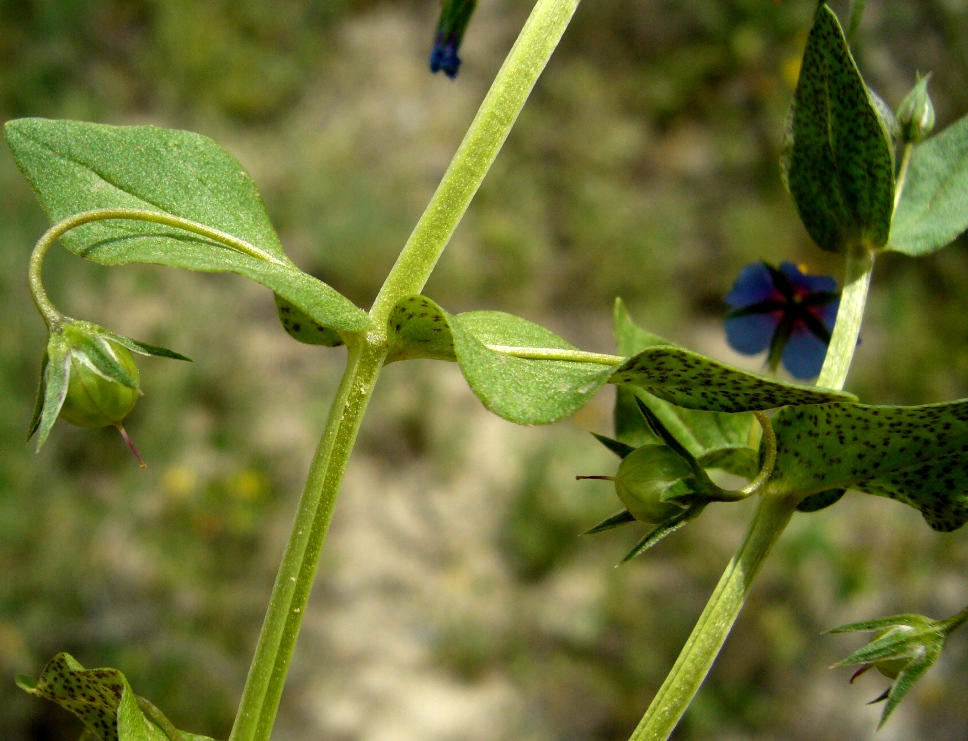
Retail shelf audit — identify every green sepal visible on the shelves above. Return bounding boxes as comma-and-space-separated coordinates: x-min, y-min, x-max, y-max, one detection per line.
274, 294, 344, 347
796, 487, 846, 512
34, 336, 71, 451
582, 509, 636, 535
64, 324, 139, 390
591, 433, 635, 459
99, 330, 192, 362
28, 351, 49, 440
786, 3, 895, 252
827, 613, 934, 635
4, 118, 369, 337
827, 614, 943, 728
610, 346, 856, 412
618, 507, 702, 564
770, 401, 968, 531
17, 652, 214, 741
890, 112, 968, 256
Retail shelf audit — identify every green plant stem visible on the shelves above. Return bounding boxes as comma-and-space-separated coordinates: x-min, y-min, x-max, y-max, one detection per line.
629, 247, 876, 741
370, 0, 582, 322
228, 2, 581, 740
941, 604, 968, 635
29, 208, 283, 330
816, 246, 874, 391
894, 143, 914, 211
628, 494, 797, 741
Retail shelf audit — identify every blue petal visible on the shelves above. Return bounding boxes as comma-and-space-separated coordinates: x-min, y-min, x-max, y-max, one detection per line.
815, 298, 839, 332
725, 263, 777, 309
725, 312, 779, 355
429, 39, 461, 78
781, 324, 828, 379
779, 262, 837, 294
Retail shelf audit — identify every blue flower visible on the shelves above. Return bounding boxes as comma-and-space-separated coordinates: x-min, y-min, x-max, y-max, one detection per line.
429, 33, 462, 79
725, 262, 840, 380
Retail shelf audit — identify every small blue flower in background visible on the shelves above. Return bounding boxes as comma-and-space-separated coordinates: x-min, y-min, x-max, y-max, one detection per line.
725, 262, 840, 380
429, 0, 477, 79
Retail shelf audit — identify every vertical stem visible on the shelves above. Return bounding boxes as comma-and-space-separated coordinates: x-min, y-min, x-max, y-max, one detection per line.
370, 0, 582, 322
628, 495, 797, 741
816, 246, 874, 391
229, 1, 583, 739
229, 341, 385, 741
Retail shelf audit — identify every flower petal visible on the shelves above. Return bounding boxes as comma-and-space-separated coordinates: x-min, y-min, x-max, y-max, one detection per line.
725, 263, 778, 309
781, 323, 829, 379
725, 312, 779, 355
780, 261, 837, 293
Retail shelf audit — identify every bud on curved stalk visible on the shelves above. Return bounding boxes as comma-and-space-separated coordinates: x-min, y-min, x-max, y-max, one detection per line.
29, 319, 190, 466
829, 603, 968, 728
897, 74, 936, 144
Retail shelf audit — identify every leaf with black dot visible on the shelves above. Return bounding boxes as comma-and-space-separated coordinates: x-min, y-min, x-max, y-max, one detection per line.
785, 3, 895, 252
770, 401, 968, 531
17, 653, 215, 741
274, 294, 344, 347
610, 345, 855, 413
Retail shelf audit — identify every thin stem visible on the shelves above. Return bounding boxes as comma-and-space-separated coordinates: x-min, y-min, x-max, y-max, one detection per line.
630, 242, 877, 741
739, 412, 776, 497
941, 604, 968, 635
229, 1, 582, 739
894, 143, 914, 212
816, 246, 874, 391
137, 696, 185, 741
29, 208, 284, 330
484, 345, 624, 365
228, 340, 384, 741
628, 494, 797, 741
369, 0, 582, 325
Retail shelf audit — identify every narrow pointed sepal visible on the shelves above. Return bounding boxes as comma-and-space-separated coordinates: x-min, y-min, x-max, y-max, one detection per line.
618, 506, 702, 565
34, 339, 71, 452
633, 397, 695, 466
826, 614, 930, 635
591, 432, 635, 459
878, 651, 939, 728
101, 328, 192, 361
582, 509, 635, 535
28, 351, 49, 440
64, 325, 138, 389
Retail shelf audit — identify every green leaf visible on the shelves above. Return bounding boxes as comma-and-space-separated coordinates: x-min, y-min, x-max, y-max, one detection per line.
385, 295, 613, 425
274, 295, 344, 347
451, 310, 614, 425
17, 653, 213, 741
4, 118, 368, 335
786, 4, 895, 252
610, 346, 856, 413
796, 487, 845, 512
890, 113, 968, 256
613, 299, 758, 477
770, 400, 968, 531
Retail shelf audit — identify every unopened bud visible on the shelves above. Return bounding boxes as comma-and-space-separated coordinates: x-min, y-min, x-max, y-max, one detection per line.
897, 74, 936, 144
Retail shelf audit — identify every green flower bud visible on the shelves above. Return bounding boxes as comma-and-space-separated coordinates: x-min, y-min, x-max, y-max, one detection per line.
59, 338, 140, 428
613, 444, 694, 524
897, 74, 936, 144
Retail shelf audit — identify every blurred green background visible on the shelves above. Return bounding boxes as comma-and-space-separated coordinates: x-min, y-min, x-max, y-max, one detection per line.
3, 0, 968, 739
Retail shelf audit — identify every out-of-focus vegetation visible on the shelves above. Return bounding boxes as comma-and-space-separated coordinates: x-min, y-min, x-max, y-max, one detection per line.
2, 0, 968, 739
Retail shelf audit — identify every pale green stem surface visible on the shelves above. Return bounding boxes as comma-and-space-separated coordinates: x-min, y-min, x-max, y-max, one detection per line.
29, 208, 283, 329
941, 604, 968, 635
228, 2, 581, 740
370, 0, 582, 322
629, 249, 875, 741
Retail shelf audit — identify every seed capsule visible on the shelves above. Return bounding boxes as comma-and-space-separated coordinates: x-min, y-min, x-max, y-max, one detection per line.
59, 339, 140, 428
613, 444, 694, 524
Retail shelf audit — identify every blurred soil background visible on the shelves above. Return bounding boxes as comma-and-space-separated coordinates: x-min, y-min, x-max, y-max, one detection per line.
3, 0, 968, 739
